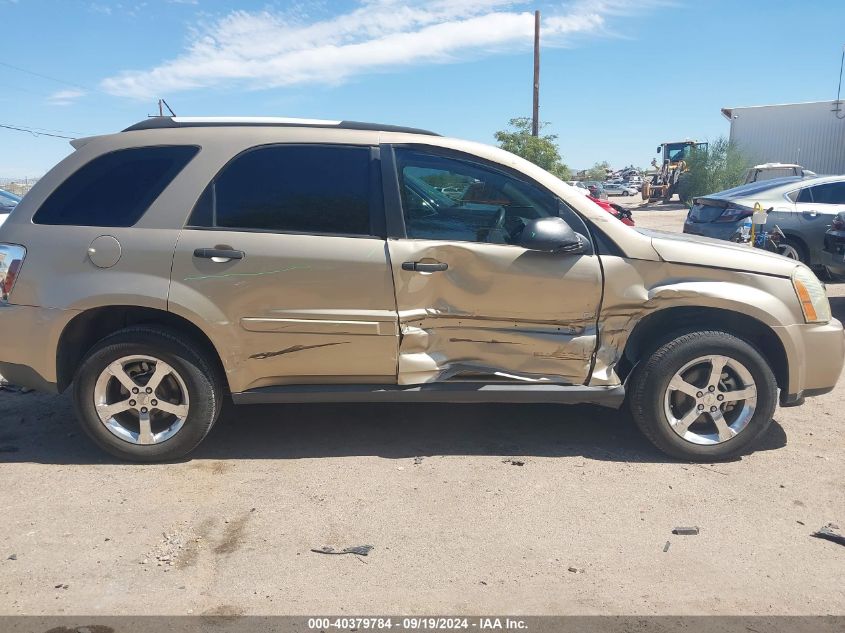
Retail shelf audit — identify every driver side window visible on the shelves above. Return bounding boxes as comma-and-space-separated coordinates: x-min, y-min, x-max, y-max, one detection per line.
395, 148, 559, 244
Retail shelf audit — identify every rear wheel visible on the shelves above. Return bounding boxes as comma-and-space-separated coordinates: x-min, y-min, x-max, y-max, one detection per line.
777, 237, 807, 263
72, 327, 223, 462
628, 330, 777, 461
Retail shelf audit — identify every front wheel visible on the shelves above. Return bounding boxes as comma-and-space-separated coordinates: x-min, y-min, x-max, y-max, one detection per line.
628, 330, 777, 461
72, 327, 223, 462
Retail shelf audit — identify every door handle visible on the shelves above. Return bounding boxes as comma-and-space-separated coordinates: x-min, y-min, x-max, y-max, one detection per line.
193, 248, 245, 260
402, 261, 448, 272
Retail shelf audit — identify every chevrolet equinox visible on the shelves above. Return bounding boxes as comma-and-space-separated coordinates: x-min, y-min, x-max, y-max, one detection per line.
0, 116, 842, 462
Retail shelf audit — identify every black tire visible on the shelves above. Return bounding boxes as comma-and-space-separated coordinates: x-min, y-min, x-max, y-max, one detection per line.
628, 330, 777, 461
778, 236, 808, 264
72, 327, 223, 462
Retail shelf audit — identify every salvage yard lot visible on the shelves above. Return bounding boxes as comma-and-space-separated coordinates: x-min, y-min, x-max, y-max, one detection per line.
1, 208, 843, 616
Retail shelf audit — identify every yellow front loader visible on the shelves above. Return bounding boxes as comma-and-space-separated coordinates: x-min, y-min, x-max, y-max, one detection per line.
642, 140, 708, 203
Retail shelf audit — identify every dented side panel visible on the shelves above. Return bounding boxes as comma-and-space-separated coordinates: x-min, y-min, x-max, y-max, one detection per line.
386, 239, 603, 385
592, 256, 804, 387
169, 231, 399, 393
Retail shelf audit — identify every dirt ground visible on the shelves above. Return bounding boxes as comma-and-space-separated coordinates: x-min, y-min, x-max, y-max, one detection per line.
1, 208, 843, 616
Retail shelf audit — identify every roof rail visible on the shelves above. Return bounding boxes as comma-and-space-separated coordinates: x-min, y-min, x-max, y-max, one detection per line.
122, 116, 440, 136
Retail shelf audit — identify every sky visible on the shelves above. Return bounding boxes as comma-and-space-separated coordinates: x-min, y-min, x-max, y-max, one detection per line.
1, 0, 844, 178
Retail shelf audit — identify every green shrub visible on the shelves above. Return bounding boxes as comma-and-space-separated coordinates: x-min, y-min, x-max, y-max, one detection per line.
678, 137, 750, 206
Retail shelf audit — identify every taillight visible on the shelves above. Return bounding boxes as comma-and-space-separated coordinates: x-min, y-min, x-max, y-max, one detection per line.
0, 244, 26, 303
715, 206, 752, 223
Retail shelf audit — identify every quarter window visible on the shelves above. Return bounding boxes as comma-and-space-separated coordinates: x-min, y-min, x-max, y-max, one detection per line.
188, 145, 373, 236
33, 146, 198, 227
395, 148, 578, 244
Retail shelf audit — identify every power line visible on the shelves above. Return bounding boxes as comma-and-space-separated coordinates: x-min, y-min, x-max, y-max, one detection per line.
4, 122, 88, 136
0, 123, 76, 140
835, 45, 845, 120
0, 60, 92, 93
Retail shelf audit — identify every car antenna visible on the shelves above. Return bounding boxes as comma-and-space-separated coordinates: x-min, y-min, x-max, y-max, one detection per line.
149, 99, 176, 118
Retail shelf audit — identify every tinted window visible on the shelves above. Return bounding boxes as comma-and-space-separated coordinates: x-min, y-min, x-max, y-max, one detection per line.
34, 146, 198, 226
796, 187, 813, 203
395, 148, 567, 244
190, 145, 372, 236
807, 182, 845, 205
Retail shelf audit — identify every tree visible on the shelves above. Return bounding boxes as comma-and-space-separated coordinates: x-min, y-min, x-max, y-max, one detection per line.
677, 137, 750, 206
494, 117, 571, 180
584, 161, 611, 181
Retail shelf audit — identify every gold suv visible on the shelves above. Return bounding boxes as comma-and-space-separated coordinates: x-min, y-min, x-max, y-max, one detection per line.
0, 117, 841, 462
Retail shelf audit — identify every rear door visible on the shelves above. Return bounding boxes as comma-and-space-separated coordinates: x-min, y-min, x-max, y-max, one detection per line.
382, 145, 604, 386
794, 182, 845, 260
169, 143, 399, 394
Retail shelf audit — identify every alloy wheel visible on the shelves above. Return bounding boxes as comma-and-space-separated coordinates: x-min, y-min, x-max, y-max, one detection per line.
663, 355, 757, 445
93, 355, 190, 445
778, 244, 801, 260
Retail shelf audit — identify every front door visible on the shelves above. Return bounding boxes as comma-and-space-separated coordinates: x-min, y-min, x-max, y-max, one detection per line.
383, 146, 604, 386
169, 143, 398, 394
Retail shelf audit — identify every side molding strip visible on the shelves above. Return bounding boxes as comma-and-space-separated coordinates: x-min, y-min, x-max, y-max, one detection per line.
232, 383, 625, 407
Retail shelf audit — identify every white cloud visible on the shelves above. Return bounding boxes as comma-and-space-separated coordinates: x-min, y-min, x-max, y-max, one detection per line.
47, 88, 87, 106
101, 0, 653, 99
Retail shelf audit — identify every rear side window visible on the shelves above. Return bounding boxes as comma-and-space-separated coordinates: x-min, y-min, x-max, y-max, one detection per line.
33, 146, 198, 227
806, 182, 845, 205
188, 144, 373, 236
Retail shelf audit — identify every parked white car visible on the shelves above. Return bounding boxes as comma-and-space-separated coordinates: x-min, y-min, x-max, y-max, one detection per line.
744, 163, 816, 184
565, 181, 591, 196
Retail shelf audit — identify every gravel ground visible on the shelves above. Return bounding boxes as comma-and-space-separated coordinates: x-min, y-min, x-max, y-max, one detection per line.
1, 208, 843, 616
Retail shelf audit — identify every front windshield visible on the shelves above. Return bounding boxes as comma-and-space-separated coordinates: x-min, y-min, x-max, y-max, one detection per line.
404, 171, 460, 208
664, 143, 690, 162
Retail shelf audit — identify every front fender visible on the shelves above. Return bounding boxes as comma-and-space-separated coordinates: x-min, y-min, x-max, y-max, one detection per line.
592, 257, 802, 385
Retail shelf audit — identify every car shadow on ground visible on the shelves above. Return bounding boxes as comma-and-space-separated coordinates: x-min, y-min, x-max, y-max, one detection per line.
0, 392, 787, 465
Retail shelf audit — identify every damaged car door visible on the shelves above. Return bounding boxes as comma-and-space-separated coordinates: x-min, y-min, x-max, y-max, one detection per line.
383, 146, 603, 385
170, 143, 399, 393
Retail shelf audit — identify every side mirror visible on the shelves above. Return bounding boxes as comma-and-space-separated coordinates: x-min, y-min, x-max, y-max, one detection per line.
518, 217, 585, 254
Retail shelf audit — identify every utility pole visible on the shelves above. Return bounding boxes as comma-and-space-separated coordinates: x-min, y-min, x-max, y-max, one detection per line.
532, 9, 540, 137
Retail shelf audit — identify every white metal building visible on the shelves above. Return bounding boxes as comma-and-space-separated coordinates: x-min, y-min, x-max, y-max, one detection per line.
721, 100, 845, 175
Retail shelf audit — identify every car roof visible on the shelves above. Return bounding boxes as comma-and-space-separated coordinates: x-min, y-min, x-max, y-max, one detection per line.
121, 116, 440, 137
700, 175, 845, 201
750, 162, 803, 169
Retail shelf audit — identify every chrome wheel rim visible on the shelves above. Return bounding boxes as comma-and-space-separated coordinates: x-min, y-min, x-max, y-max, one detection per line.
93, 355, 190, 445
663, 355, 757, 446
778, 244, 800, 260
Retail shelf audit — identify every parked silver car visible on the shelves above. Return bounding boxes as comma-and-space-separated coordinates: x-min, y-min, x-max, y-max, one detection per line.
602, 182, 638, 197
683, 176, 845, 265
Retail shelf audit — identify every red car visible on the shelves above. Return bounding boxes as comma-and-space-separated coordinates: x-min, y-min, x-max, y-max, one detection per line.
588, 195, 634, 226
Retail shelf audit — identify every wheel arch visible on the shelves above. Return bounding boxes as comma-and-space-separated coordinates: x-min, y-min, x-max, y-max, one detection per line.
778, 230, 810, 263
617, 306, 789, 393
56, 306, 227, 393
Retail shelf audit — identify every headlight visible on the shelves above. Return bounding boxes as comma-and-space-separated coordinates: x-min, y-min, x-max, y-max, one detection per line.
791, 266, 831, 324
